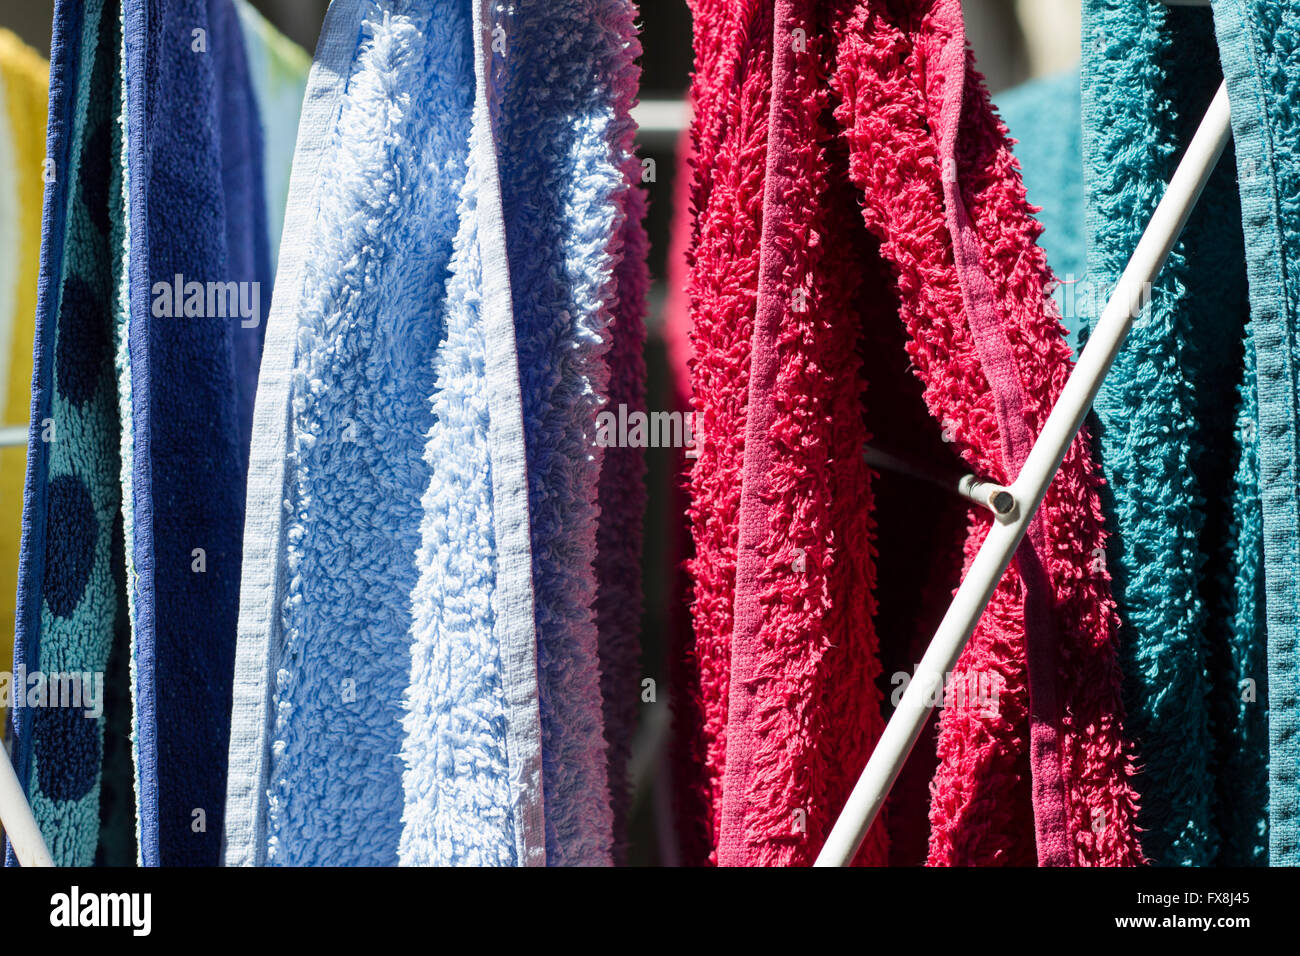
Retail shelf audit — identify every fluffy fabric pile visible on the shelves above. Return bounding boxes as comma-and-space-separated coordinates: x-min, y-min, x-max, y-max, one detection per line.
675, 0, 1144, 866
1075, 0, 1300, 865
225, 0, 648, 867
11, 0, 294, 867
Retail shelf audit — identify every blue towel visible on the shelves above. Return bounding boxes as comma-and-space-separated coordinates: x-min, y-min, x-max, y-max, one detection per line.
225, 0, 476, 866
1081, 0, 1277, 864
398, 0, 544, 867
496, 0, 646, 865
9, 0, 130, 868
121, 0, 271, 865
396, 0, 646, 867
1212, 0, 1300, 864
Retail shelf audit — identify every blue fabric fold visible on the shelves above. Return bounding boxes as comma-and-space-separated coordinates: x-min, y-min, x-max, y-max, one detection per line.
225, 0, 476, 866
397, 0, 544, 867
495, 0, 647, 866
9, 0, 128, 868
121, 0, 270, 865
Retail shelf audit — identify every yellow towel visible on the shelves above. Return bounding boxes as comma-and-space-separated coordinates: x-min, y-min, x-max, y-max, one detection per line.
0, 30, 48, 730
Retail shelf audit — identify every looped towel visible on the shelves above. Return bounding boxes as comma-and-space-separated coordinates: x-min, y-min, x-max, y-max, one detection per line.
10, 0, 273, 866
224, 0, 477, 866
227, 0, 646, 866
1080, 0, 1300, 865
678, 0, 1145, 866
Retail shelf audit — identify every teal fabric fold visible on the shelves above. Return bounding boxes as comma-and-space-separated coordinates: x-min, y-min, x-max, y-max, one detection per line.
995, 68, 1087, 352
1211, 0, 1300, 864
1081, 0, 1300, 865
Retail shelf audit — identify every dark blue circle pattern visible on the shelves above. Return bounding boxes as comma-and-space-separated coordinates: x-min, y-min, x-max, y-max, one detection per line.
42, 474, 97, 618
80, 120, 111, 238
56, 274, 110, 407
33, 696, 99, 802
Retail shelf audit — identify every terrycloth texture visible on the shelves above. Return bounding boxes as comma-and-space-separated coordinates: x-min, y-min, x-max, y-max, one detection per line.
717, 0, 888, 867
9, 0, 131, 868
1211, 0, 1300, 867
679, 0, 1145, 865
0, 31, 47, 724
592, 11, 649, 868
836, 0, 1143, 866
494, 0, 642, 865
234, 0, 310, 266
227, 0, 475, 866
121, 0, 271, 865
397, 0, 543, 867
680, 0, 774, 863
994, 69, 1087, 351
1081, 0, 1266, 865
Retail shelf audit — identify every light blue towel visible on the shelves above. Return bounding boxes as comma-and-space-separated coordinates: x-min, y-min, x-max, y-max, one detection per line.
224, 0, 475, 866
496, 0, 645, 865
398, 0, 544, 867
398, 0, 644, 866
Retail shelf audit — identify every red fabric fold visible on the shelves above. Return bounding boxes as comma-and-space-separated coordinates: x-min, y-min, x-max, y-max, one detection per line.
676, 0, 1145, 867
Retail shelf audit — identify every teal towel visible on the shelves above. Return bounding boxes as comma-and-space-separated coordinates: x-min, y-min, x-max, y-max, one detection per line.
994, 69, 1087, 352
9, 0, 130, 868
1081, 0, 1293, 865
1212, 0, 1300, 864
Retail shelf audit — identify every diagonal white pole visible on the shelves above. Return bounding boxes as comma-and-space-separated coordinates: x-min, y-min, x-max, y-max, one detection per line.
816, 80, 1232, 867
0, 744, 53, 866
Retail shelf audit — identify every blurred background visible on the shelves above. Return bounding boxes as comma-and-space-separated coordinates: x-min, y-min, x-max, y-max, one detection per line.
0, 0, 1082, 864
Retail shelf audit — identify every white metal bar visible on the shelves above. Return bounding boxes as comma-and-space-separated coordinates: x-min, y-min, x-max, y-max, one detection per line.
0, 426, 27, 448
0, 745, 53, 867
815, 80, 1232, 867
632, 99, 690, 144
863, 445, 1013, 515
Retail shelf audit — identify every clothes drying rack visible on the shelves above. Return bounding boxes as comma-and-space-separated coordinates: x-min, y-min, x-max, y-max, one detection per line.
0, 0, 1229, 869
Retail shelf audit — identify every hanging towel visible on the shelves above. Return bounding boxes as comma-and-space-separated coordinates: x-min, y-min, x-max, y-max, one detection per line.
234, 0, 310, 268
0, 30, 48, 731
226, 0, 476, 866
1212, 0, 1300, 868
834, 0, 1143, 867
1081, 0, 1300, 866
679, 0, 1145, 866
397, 0, 543, 868
680, 0, 776, 866
718, 0, 889, 867
9, 0, 132, 868
493, 0, 640, 866
119, 0, 271, 865
1080, 0, 1262, 866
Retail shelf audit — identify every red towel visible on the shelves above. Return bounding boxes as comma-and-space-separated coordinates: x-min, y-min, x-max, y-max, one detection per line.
678, 0, 1145, 866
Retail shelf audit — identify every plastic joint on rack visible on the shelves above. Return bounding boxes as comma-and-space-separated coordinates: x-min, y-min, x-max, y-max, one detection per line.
863, 444, 1016, 521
